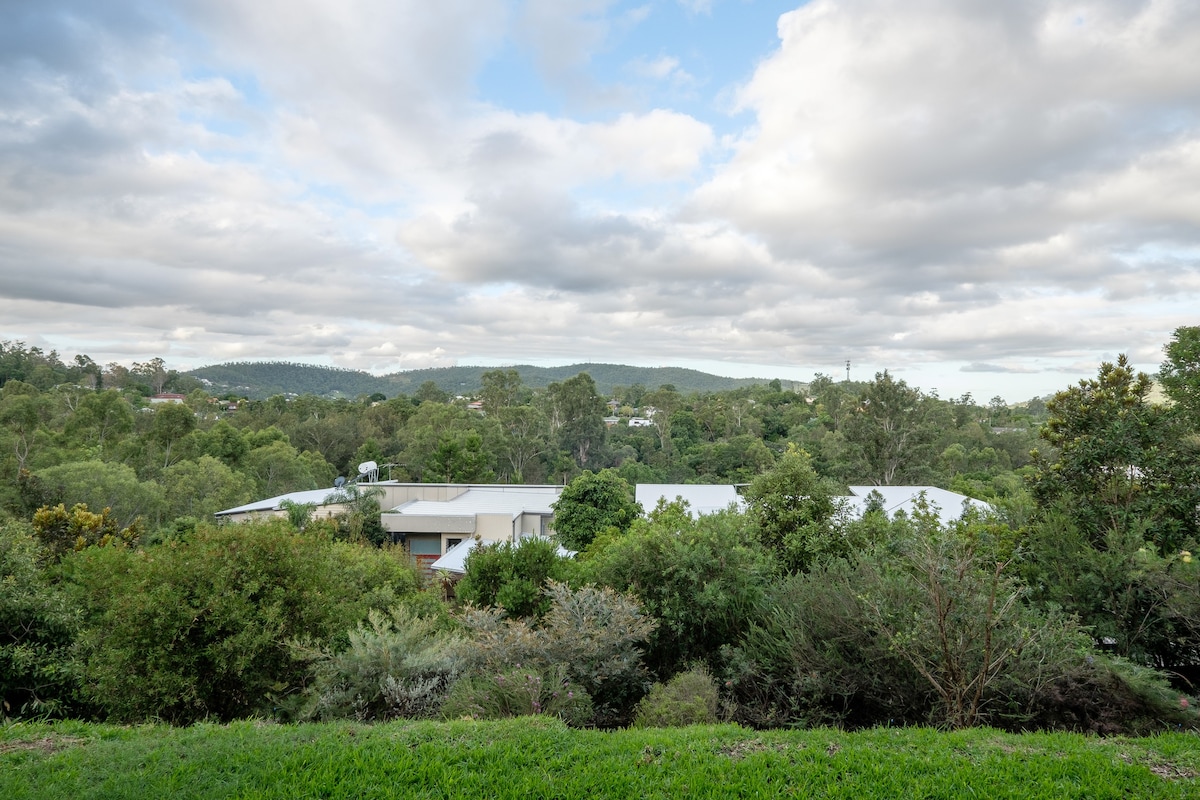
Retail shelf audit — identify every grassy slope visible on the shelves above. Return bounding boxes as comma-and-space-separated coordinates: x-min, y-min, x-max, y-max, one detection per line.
3, 718, 1198, 800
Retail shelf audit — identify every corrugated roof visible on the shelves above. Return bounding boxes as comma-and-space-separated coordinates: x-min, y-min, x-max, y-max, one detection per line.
636, 484, 743, 517
843, 486, 990, 524
385, 487, 560, 519
215, 487, 345, 516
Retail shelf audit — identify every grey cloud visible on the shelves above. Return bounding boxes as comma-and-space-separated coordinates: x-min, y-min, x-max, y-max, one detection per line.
960, 363, 1040, 374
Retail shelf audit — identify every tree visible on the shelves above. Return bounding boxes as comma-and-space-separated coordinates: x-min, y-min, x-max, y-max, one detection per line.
161, 456, 251, 523
545, 373, 607, 468
1031, 354, 1200, 554
68, 389, 133, 453
479, 369, 523, 413
36, 460, 164, 530
583, 503, 773, 676
423, 430, 494, 484
743, 445, 847, 573
551, 469, 641, 551
0, 382, 50, 474
842, 370, 940, 485
1160, 325, 1200, 426
150, 403, 197, 468
0, 521, 81, 717
414, 381, 448, 405
64, 520, 418, 723
495, 405, 548, 483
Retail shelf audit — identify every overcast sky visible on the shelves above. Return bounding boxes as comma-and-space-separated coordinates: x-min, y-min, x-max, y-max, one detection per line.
3, 0, 1198, 402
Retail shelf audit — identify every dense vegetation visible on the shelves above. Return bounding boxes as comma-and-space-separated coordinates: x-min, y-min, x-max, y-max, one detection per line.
1, 330, 1199, 738
4, 719, 1198, 799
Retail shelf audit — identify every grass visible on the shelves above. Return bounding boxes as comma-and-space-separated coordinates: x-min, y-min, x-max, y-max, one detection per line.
2, 717, 1198, 799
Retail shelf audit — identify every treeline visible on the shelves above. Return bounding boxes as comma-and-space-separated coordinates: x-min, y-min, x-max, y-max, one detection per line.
1, 340, 1049, 533
1, 330, 1198, 733
187, 360, 770, 400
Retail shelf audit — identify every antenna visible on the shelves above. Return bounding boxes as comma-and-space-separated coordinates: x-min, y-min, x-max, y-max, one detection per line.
845, 360, 851, 382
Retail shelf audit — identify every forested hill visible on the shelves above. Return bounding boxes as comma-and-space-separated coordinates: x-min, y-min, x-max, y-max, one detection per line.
186, 361, 778, 399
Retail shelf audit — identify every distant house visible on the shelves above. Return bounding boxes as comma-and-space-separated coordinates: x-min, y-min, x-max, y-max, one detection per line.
628, 417, 653, 427
381, 485, 561, 575
149, 393, 186, 404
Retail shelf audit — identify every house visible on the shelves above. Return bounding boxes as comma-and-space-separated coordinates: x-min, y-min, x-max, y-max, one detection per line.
149, 393, 187, 404
635, 483, 744, 517
430, 535, 574, 575
380, 485, 562, 575
628, 417, 653, 427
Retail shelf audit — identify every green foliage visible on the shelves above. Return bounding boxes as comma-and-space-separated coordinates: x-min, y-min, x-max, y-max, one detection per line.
441, 665, 594, 726
551, 469, 640, 550
63, 520, 419, 723
0, 521, 81, 717
841, 370, 942, 485
299, 606, 468, 722
1160, 325, 1200, 425
31, 503, 141, 557
583, 503, 772, 675
34, 460, 164, 530
1031, 354, 1200, 555
731, 514, 1133, 732
160, 456, 251, 523
454, 537, 571, 618
631, 666, 720, 728
743, 445, 848, 572
461, 581, 656, 726
1022, 509, 1200, 666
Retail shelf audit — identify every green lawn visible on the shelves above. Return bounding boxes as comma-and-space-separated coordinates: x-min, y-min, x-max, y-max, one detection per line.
2, 717, 1197, 799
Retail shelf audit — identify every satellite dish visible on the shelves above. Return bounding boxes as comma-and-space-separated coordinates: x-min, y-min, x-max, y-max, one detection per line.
334, 476, 346, 488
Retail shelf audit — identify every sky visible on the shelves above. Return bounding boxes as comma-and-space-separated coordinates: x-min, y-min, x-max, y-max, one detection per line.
2, 0, 1198, 403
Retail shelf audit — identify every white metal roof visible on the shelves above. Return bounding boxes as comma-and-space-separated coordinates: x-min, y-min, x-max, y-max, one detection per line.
843, 486, 990, 524
385, 486, 560, 519
635, 484, 744, 517
430, 536, 575, 574
215, 487, 346, 516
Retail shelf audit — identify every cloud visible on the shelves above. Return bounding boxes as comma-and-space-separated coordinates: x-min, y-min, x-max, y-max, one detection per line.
3, 0, 1200, 400
960, 363, 1041, 374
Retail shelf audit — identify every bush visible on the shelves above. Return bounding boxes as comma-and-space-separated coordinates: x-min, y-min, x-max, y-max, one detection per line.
730, 512, 1117, 731
299, 606, 467, 722
583, 503, 772, 676
441, 665, 593, 727
64, 520, 420, 723
632, 666, 720, 728
462, 581, 656, 726
454, 537, 571, 618
0, 521, 80, 717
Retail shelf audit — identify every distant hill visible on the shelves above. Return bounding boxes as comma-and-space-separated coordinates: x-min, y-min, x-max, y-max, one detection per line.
186, 361, 784, 400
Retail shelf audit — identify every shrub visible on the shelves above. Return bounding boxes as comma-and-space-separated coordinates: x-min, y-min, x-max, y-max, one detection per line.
441, 665, 593, 727
730, 513, 1116, 732
0, 521, 80, 717
632, 666, 720, 728
299, 606, 467, 722
454, 537, 571, 618
583, 503, 772, 676
64, 520, 420, 723
462, 581, 656, 726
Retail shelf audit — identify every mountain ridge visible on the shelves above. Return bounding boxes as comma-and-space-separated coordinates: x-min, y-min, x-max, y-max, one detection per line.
186, 361, 790, 399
